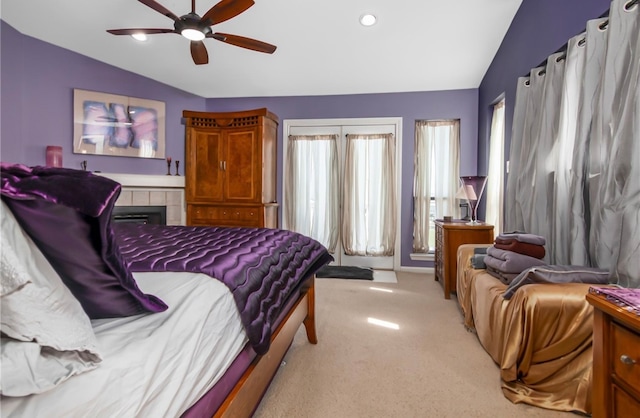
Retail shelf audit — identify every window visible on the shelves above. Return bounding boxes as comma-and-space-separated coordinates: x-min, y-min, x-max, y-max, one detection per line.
412, 120, 460, 254
485, 100, 505, 236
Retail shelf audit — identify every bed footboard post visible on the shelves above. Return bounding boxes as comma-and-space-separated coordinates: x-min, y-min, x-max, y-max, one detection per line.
303, 276, 318, 344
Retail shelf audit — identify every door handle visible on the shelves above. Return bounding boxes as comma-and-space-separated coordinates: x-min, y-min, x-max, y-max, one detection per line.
223, 161, 227, 171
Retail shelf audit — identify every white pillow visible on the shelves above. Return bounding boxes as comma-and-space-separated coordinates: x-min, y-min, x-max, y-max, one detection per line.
0, 201, 103, 397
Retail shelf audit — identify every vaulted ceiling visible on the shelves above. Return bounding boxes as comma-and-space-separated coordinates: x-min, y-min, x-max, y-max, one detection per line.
1, 0, 523, 98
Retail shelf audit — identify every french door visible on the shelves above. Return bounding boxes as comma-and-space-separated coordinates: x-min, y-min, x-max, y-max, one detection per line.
283, 118, 402, 270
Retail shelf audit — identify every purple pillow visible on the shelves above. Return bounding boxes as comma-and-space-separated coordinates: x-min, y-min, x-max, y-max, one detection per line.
1, 166, 167, 318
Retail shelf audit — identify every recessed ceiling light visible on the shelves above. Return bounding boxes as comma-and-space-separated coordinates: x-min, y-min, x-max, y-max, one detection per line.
360, 14, 377, 27
131, 33, 147, 41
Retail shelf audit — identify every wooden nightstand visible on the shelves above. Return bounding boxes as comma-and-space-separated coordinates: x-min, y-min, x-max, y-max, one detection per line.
587, 291, 640, 417
435, 220, 493, 299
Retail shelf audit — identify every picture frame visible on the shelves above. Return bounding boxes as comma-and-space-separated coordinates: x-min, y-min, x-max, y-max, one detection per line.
73, 89, 166, 159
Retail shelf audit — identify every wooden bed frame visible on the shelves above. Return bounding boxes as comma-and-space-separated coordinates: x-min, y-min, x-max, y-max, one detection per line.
213, 276, 317, 417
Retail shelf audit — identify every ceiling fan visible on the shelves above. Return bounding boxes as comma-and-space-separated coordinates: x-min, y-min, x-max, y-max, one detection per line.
107, 0, 276, 65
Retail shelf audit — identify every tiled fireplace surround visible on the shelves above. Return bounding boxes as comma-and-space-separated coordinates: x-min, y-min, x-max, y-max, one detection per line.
99, 173, 185, 226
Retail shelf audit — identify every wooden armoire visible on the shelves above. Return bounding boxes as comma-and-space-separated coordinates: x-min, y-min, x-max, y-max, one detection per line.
183, 108, 279, 228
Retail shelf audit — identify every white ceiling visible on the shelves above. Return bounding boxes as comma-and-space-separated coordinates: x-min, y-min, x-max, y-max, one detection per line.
1, 0, 523, 98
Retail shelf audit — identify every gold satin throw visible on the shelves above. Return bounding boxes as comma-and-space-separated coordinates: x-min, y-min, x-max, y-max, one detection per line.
456, 244, 608, 414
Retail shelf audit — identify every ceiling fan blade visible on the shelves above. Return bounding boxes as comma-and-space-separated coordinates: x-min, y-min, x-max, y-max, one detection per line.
210, 32, 277, 54
202, 0, 255, 26
138, 0, 180, 22
107, 28, 176, 35
190, 41, 209, 65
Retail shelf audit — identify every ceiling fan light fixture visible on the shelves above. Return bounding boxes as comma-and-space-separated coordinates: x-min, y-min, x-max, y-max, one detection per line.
360, 13, 377, 27
181, 28, 205, 41
131, 33, 148, 41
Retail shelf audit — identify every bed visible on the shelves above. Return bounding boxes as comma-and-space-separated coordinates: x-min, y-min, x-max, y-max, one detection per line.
0, 164, 333, 417
456, 243, 612, 415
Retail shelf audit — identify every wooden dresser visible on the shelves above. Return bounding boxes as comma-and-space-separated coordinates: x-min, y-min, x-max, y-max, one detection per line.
183, 108, 279, 228
587, 291, 640, 417
434, 220, 493, 299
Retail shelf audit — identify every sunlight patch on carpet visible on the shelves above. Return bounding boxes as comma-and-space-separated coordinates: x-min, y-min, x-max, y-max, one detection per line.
373, 270, 397, 283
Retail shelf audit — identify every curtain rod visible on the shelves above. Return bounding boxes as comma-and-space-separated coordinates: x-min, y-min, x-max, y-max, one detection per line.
521, 7, 613, 78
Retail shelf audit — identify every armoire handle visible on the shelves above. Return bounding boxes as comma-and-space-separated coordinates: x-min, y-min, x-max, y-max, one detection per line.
620, 354, 637, 365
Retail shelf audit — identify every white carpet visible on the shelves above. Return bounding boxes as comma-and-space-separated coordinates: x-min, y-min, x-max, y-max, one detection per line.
372, 270, 397, 283
253, 272, 571, 418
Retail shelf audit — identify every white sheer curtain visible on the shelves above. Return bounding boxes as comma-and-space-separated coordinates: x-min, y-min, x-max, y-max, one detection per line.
485, 100, 505, 237
284, 135, 339, 252
413, 120, 460, 253
342, 133, 396, 256
507, 0, 640, 286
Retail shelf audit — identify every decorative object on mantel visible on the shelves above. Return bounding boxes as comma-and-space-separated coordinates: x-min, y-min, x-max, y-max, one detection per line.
45, 146, 63, 167
174, 160, 180, 176
166, 157, 172, 175
80, 160, 88, 171
459, 176, 488, 225
73, 89, 165, 160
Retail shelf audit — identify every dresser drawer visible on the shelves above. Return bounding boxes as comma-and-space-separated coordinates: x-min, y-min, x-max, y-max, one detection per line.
187, 204, 264, 227
613, 384, 640, 417
189, 205, 221, 221
612, 322, 640, 390
225, 207, 260, 221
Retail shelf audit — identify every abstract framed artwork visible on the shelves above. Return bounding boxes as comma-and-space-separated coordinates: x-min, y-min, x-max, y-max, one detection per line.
73, 89, 166, 159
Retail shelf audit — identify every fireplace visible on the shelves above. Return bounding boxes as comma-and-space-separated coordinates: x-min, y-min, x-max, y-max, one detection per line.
97, 172, 185, 225
112, 205, 167, 225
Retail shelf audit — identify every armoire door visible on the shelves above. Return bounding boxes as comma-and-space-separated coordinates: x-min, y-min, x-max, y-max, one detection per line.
224, 127, 260, 202
186, 129, 224, 202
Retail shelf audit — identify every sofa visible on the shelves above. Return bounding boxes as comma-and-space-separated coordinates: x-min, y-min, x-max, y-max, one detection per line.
456, 243, 608, 414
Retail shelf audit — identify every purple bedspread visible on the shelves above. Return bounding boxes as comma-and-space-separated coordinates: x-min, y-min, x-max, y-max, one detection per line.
113, 223, 333, 354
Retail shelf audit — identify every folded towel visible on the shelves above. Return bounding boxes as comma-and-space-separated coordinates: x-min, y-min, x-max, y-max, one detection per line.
494, 238, 545, 259
504, 265, 610, 299
471, 254, 486, 269
484, 247, 547, 274
486, 266, 520, 285
496, 233, 546, 246
474, 247, 488, 255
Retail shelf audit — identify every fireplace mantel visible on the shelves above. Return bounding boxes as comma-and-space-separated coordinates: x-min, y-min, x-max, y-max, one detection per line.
97, 172, 184, 189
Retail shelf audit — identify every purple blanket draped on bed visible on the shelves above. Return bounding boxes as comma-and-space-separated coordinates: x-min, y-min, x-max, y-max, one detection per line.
113, 223, 333, 354
1, 164, 332, 353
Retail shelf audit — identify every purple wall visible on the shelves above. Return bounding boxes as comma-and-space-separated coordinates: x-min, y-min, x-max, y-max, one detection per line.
1, 1, 615, 269
0, 21, 206, 174
1, 20, 478, 269
477, 0, 611, 179
205, 91, 479, 268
